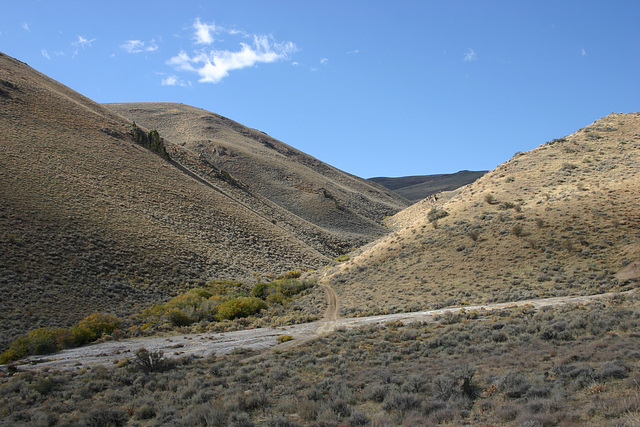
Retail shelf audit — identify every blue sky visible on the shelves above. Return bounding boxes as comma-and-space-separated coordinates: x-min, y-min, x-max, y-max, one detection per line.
2, 1, 638, 178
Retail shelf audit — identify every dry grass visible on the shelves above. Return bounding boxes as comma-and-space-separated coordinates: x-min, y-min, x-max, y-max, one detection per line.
105, 102, 409, 243
322, 113, 640, 317
0, 52, 405, 350
1, 291, 638, 426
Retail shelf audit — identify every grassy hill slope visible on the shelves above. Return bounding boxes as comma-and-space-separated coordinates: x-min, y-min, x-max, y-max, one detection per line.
105, 103, 409, 239
323, 113, 640, 317
0, 52, 360, 349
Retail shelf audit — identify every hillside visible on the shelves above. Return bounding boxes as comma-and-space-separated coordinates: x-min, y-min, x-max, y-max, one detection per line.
323, 113, 640, 317
369, 170, 487, 201
0, 51, 406, 350
104, 102, 409, 238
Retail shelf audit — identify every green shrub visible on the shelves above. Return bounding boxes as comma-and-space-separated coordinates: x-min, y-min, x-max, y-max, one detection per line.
216, 297, 267, 321
0, 336, 30, 364
251, 279, 312, 306
27, 328, 73, 354
167, 308, 194, 327
77, 313, 122, 342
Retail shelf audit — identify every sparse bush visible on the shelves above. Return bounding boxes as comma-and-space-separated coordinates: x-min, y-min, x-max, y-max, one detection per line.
467, 229, 481, 242
498, 201, 516, 210
428, 208, 449, 223
484, 194, 497, 205
85, 407, 127, 427
382, 391, 421, 414
511, 224, 525, 237
500, 371, 531, 398
132, 348, 167, 373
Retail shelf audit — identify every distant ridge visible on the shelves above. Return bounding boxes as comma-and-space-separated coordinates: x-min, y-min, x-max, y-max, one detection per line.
369, 170, 487, 201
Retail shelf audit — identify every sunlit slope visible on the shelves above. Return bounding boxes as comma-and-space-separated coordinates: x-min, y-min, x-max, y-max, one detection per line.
323, 113, 640, 317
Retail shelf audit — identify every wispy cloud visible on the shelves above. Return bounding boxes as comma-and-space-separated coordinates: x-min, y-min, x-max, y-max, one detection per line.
22, 23, 30, 32
121, 39, 159, 54
580, 47, 587, 57
320, 58, 329, 65
347, 49, 360, 55
463, 48, 477, 62
161, 75, 191, 87
71, 35, 96, 58
73, 35, 95, 49
41, 49, 50, 59
167, 19, 297, 84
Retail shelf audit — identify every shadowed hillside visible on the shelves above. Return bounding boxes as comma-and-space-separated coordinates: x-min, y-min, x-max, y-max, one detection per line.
105, 103, 409, 238
0, 52, 407, 349
370, 170, 487, 202
323, 113, 640, 317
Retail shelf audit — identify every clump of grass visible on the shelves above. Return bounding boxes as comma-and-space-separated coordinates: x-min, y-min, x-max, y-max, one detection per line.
277, 335, 294, 343
334, 254, 350, 262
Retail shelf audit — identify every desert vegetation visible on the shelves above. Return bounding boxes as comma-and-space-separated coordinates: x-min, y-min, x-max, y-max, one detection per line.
323, 113, 640, 318
0, 274, 321, 365
1, 292, 638, 426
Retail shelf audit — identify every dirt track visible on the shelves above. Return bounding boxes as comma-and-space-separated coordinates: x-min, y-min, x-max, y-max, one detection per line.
11, 288, 635, 371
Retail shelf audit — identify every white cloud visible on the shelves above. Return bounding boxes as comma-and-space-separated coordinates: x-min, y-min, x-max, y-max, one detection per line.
168, 28, 297, 83
161, 75, 190, 87
580, 47, 587, 57
193, 18, 219, 45
161, 75, 179, 85
347, 49, 360, 55
73, 35, 96, 49
71, 35, 96, 57
320, 58, 329, 65
463, 48, 477, 62
22, 23, 30, 31
41, 49, 50, 59
121, 39, 159, 54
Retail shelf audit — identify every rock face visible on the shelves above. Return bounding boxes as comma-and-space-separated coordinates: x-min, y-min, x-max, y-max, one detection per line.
0, 52, 408, 349
323, 113, 640, 317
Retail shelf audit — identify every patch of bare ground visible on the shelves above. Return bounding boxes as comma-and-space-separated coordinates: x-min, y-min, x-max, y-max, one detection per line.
322, 112, 640, 317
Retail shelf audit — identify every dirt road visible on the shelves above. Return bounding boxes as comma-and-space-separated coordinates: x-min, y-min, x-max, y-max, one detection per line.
12, 288, 634, 371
